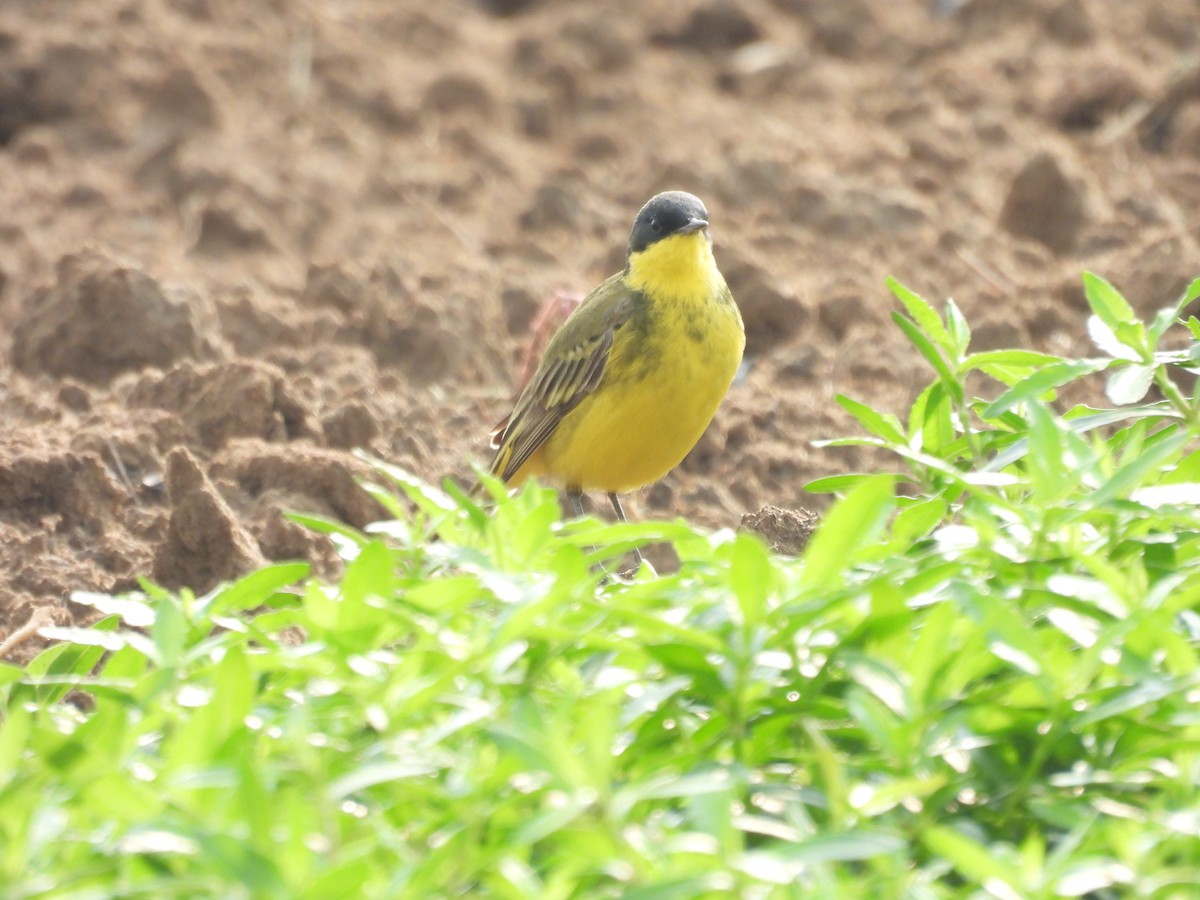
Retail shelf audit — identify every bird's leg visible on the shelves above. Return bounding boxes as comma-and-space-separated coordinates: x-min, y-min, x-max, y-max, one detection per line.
608, 492, 644, 568
567, 490, 611, 578
567, 490, 585, 519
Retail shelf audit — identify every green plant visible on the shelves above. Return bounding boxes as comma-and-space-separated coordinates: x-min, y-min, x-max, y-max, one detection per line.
2, 274, 1198, 898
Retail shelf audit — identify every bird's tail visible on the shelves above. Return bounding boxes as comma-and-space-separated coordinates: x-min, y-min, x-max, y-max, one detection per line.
469, 417, 510, 499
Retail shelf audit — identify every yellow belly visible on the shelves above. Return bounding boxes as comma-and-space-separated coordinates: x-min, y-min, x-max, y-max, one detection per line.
517, 295, 743, 493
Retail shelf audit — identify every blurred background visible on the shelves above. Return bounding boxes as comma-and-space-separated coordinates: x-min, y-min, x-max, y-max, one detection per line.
1, 0, 1199, 627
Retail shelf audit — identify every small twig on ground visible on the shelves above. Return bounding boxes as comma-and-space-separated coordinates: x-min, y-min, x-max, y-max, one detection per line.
1100, 58, 1200, 147
106, 440, 140, 504
0, 606, 57, 660
954, 245, 1015, 296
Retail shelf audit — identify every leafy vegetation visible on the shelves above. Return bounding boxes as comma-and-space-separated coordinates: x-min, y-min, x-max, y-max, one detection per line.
2, 275, 1200, 898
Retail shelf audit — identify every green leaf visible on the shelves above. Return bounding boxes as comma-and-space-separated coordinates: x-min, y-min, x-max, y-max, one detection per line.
35, 627, 131, 653
19, 615, 121, 704
849, 775, 948, 817
914, 381, 955, 455
327, 761, 442, 800
1163, 275, 1200, 331
887, 277, 953, 352
923, 826, 1021, 893
509, 491, 560, 561
621, 878, 721, 900
892, 312, 961, 398
723, 533, 773, 628
974, 593, 1044, 678
209, 644, 254, 743
1087, 315, 1144, 361
965, 349, 1063, 387
1147, 306, 1180, 349
341, 539, 395, 606
442, 474, 490, 530
512, 792, 592, 845
812, 436, 891, 450
1160, 448, 1200, 484
1026, 401, 1068, 504
965, 350, 1062, 370
1082, 272, 1137, 329
287, 511, 369, 547
631, 770, 739, 802
799, 476, 895, 589
302, 579, 339, 631
1089, 430, 1190, 507
984, 403, 1180, 472
405, 574, 489, 614
1076, 672, 1200, 726
835, 394, 906, 444
151, 595, 187, 667
984, 359, 1111, 417
188, 832, 288, 894
0, 706, 32, 783
907, 600, 955, 704
1054, 860, 1135, 896
890, 497, 947, 543
1115, 320, 1148, 355
845, 686, 902, 756
365, 456, 458, 517
68, 591, 156, 627
945, 297, 971, 357
645, 644, 725, 694
201, 562, 310, 617
737, 830, 906, 876
805, 473, 896, 493
0, 661, 23, 688
1104, 363, 1155, 405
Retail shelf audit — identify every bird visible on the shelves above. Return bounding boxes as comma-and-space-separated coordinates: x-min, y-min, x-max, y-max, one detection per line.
489, 190, 745, 565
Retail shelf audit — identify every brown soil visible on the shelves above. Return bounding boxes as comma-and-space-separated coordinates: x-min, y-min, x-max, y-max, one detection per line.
3, 0, 1200, 660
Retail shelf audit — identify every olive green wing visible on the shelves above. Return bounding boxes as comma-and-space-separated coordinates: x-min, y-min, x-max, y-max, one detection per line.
490, 274, 639, 483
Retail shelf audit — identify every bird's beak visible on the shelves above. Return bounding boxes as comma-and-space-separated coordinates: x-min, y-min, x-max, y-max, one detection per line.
678, 217, 708, 235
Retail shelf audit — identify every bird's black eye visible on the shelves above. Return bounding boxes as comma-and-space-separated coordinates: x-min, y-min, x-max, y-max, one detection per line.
649, 219, 662, 233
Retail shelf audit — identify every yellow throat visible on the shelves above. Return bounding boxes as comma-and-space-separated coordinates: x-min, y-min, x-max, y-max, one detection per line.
625, 231, 723, 301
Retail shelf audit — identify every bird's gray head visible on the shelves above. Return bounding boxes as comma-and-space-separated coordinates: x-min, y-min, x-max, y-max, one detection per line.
627, 191, 710, 256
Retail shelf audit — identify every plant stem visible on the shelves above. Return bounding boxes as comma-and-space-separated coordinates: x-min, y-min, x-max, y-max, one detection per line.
1155, 368, 1199, 428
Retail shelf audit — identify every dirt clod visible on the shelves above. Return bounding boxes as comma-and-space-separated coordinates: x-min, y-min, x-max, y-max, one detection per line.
1044, 0, 1094, 45
999, 151, 1088, 253
422, 74, 495, 118
666, 0, 761, 53
1049, 65, 1142, 131
740, 505, 819, 556
725, 254, 808, 355
520, 181, 583, 230
12, 250, 217, 384
211, 442, 387, 531
128, 361, 317, 450
152, 448, 266, 592
191, 203, 276, 256
323, 402, 381, 451
0, 451, 123, 530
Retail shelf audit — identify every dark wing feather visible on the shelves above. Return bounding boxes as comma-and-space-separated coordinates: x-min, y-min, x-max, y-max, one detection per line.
490, 279, 637, 483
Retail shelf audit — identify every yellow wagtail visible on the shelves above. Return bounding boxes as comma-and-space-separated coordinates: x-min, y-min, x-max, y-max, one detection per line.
490, 191, 745, 563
